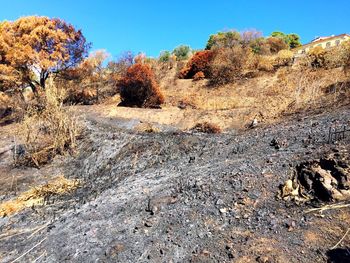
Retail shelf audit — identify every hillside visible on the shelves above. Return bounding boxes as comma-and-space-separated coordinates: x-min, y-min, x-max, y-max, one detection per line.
0, 101, 349, 262
1, 16, 350, 263
1, 61, 350, 262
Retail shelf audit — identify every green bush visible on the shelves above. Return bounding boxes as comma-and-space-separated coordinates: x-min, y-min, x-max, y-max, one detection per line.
159, 51, 171, 62
172, 45, 191, 61
206, 31, 241, 50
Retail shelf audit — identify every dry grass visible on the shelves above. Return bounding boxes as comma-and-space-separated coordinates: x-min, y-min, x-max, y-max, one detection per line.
0, 175, 80, 217
94, 66, 349, 132
134, 122, 160, 133
89, 60, 350, 132
15, 80, 80, 167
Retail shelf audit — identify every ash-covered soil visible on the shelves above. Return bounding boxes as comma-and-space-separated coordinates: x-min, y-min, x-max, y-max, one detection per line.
1, 107, 350, 263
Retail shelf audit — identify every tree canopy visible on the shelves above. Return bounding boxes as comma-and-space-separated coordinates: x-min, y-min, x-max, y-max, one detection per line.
0, 16, 90, 95
205, 31, 242, 50
271, 31, 302, 49
205, 30, 288, 55
172, 45, 192, 61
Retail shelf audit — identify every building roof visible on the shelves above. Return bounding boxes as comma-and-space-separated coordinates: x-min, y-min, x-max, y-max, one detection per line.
294, 33, 350, 50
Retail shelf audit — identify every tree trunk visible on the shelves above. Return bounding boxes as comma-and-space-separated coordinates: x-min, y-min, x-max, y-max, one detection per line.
28, 82, 39, 96
40, 71, 49, 90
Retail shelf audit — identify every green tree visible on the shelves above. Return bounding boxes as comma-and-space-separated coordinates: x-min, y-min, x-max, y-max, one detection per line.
159, 51, 171, 62
172, 45, 191, 61
271, 31, 302, 49
205, 31, 241, 50
287, 33, 302, 49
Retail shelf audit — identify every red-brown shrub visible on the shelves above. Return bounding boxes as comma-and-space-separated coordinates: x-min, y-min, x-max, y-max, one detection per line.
193, 71, 205, 81
179, 50, 215, 79
266, 37, 288, 54
118, 63, 165, 108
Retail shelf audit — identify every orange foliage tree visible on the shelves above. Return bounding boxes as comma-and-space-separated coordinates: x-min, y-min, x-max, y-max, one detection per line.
0, 16, 90, 95
179, 50, 215, 79
58, 50, 110, 104
118, 63, 164, 108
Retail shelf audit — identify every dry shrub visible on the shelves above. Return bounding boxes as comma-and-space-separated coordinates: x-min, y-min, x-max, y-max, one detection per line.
15, 81, 79, 167
193, 71, 205, 81
134, 122, 160, 133
244, 51, 274, 72
191, 122, 222, 134
0, 90, 35, 125
295, 42, 350, 71
324, 41, 350, 69
178, 97, 197, 109
274, 50, 294, 67
209, 47, 246, 86
179, 50, 215, 79
65, 88, 97, 105
256, 55, 274, 72
118, 63, 165, 108
308, 46, 327, 68
277, 68, 347, 112
266, 37, 289, 54
342, 41, 350, 70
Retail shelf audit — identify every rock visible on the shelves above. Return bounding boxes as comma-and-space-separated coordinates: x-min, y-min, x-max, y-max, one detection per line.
105, 243, 125, 257
281, 179, 299, 199
248, 118, 258, 129
144, 220, 153, 227
270, 138, 288, 149
256, 255, 271, 263
216, 199, 224, 205
22, 87, 35, 102
219, 208, 228, 214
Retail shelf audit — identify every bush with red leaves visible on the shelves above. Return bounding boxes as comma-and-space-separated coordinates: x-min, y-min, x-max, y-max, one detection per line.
193, 71, 205, 81
179, 50, 215, 79
118, 63, 165, 108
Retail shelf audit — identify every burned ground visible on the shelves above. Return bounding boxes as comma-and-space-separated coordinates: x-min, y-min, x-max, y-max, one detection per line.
0, 107, 349, 262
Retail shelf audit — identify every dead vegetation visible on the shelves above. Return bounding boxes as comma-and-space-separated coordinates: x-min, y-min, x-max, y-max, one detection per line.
0, 176, 80, 217
118, 63, 165, 108
191, 122, 222, 134
14, 81, 80, 168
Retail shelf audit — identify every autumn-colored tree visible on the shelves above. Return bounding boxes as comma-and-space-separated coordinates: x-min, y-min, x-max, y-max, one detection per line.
0, 16, 90, 95
59, 49, 110, 104
118, 63, 164, 108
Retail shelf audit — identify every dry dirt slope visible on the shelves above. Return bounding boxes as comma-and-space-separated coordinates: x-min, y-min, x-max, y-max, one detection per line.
0, 106, 350, 262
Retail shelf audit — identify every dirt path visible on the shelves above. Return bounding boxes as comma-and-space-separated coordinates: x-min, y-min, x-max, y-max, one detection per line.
0, 106, 349, 262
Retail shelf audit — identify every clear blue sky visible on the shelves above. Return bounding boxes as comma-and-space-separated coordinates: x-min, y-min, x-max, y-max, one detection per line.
0, 0, 349, 58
